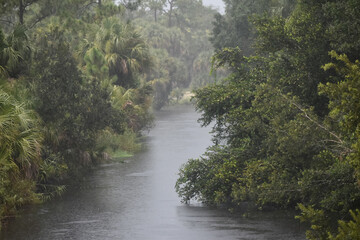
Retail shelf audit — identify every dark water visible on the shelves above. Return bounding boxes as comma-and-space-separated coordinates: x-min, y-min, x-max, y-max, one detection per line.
0, 105, 306, 240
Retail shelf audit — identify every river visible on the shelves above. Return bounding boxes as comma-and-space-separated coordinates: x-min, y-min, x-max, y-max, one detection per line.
0, 105, 306, 240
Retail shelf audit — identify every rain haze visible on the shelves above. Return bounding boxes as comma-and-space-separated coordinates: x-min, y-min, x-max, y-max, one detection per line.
203, 0, 225, 13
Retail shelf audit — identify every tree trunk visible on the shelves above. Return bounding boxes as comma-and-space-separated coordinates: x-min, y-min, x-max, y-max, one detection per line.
168, 4, 173, 27
19, 0, 24, 25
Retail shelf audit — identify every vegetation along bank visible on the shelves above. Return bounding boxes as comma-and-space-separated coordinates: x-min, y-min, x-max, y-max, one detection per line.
175, 1, 360, 239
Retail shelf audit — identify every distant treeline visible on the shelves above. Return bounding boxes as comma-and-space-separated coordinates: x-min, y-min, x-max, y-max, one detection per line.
175, 0, 360, 239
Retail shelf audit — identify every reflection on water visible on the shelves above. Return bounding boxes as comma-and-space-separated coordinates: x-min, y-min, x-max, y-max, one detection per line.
0, 105, 305, 240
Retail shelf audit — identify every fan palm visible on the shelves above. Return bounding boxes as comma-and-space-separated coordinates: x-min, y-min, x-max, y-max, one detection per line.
0, 25, 31, 77
95, 17, 152, 88
0, 87, 42, 179
0, 85, 42, 223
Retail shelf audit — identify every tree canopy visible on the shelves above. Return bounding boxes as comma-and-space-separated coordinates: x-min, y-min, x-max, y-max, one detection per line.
176, 0, 360, 239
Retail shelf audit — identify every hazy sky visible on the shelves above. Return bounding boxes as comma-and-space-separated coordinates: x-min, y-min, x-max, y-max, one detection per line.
202, 0, 225, 13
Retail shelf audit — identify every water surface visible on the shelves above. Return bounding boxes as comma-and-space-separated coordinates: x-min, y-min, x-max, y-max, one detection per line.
0, 105, 305, 240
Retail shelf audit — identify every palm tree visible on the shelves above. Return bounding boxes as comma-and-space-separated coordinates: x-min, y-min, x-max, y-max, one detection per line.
0, 84, 43, 222
0, 86, 42, 179
95, 17, 152, 88
0, 25, 31, 78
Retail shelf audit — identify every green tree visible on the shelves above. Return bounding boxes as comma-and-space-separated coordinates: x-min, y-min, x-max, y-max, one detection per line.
211, 0, 296, 54
320, 51, 360, 178
0, 25, 30, 77
0, 82, 42, 226
31, 25, 120, 163
95, 17, 152, 88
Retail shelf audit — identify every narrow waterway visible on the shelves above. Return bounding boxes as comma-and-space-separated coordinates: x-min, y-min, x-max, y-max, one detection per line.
0, 105, 305, 240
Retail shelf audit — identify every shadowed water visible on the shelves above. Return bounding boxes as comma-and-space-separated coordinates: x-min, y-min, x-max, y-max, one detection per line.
0, 105, 306, 240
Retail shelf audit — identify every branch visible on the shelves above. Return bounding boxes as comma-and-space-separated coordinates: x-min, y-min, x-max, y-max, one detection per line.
0, 19, 15, 26
28, 12, 53, 29
291, 100, 342, 143
24, 1, 35, 8
77, 1, 98, 17
281, 94, 353, 155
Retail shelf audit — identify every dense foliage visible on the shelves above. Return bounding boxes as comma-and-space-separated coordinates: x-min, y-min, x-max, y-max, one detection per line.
0, 0, 134, 228
176, 0, 360, 239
